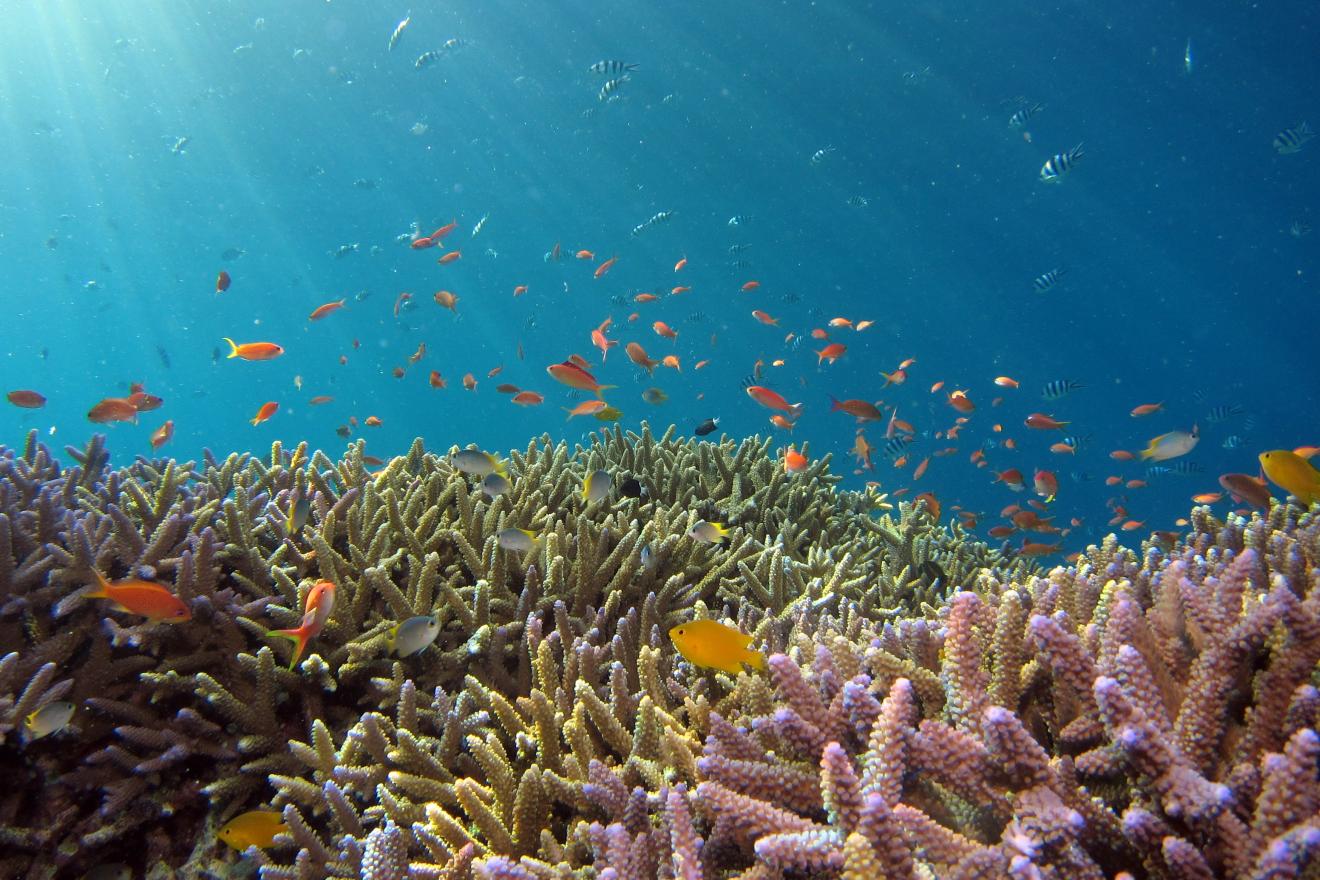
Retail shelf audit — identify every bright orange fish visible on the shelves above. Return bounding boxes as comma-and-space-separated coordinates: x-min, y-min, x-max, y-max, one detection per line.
1192, 492, 1223, 504
564, 400, 608, 419
828, 317, 853, 328
751, 310, 778, 325
310, 395, 334, 405
594, 256, 618, 278
625, 342, 660, 374
815, 343, 846, 365
994, 376, 1019, 388
409, 343, 427, 365
674, 257, 687, 272
429, 371, 446, 388
576, 249, 595, 260
592, 329, 617, 361
854, 320, 875, 332
671, 285, 691, 295
432, 221, 458, 239
771, 414, 797, 431
267, 580, 335, 668
1130, 402, 1164, 417
948, 391, 975, 413
741, 280, 761, 292
488, 365, 504, 378
365, 416, 382, 426
783, 445, 808, 473
746, 386, 803, 419
216, 270, 231, 294
663, 354, 681, 371
1024, 413, 1068, 430
634, 292, 658, 303
410, 236, 435, 250
512, 391, 544, 406
653, 321, 678, 340
150, 420, 174, 450
86, 569, 191, 622
913, 456, 930, 480
694, 359, 710, 370
250, 402, 278, 426
437, 250, 461, 264
1110, 450, 1135, 460
434, 290, 459, 310
513, 284, 528, 296
309, 299, 346, 321
224, 338, 284, 361
547, 361, 615, 397
88, 397, 138, 424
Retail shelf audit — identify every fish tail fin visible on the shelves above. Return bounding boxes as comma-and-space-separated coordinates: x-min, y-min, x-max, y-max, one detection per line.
880, 372, 893, 386
789, 403, 804, 421
744, 649, 767, 671
223, 337, 239, 358
85, 569, 111, 599
829, 395, 843, 411
595, 384, 618, 399
267, 626, 311, 668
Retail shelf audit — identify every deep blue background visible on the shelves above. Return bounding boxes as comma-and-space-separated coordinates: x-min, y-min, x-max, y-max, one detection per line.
2, 0, 1316, 553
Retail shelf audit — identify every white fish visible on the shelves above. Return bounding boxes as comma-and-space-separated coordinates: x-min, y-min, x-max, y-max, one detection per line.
451, 448, 505, 477
497, 528, 538, 552
25, 700, 76, 741
471, 214, 489, 238
389, 615, 440, 657
1183, 38, 1193, 75
583, 469, 611, 503
688, 520, 730, 544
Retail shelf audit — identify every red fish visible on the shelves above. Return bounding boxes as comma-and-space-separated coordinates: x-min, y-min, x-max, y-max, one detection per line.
310, 395, 334, 405
1033, 469, 1058, 500
309, 299, 346, 321
674, 257, 687, 272
1218, 473, 1271, 508
830, 397, 883, 422
547, 361, 615, 397
86, 569, 191, 622
88, 397, 138, 424
745, 386, 803, 419
815, 343, 846, 365
1024, 413, 1068, 430
250, 402, 279, 426
216, 270, 231, 294
267, 580, 335, 668
513, 285, 528, 297
432, 221, 458, 239
948, 391, 975, 413
410, 236, 435, 250
913, 456, 930, 480
150, 420, 174, 450
783, 445, 807, 473
594, 256, 618, 278
7, 390, 46, 408
994, 469, 1026, 491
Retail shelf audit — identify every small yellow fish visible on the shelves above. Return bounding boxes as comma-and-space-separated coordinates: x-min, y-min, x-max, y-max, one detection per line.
669, 619, 766, 674
217, 809, 289, 851
1260, 450, 1320, 506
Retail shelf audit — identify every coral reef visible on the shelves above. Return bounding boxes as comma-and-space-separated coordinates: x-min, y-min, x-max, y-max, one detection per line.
1, 425, 1316, 879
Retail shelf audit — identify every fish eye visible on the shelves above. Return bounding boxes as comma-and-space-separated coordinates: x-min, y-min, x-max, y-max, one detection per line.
677, 628, 685, 635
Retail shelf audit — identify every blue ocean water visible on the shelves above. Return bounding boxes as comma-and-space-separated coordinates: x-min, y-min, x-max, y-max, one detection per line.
2, 0, 1316, 554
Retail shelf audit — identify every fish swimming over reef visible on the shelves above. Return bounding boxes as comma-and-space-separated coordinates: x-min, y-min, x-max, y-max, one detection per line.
218, 810, 289, 851
1259, 450, 1320, 506
669, 619, 765, 674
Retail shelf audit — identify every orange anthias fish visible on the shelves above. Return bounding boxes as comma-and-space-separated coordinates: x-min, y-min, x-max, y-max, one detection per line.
626, 342, 661, 375
88, 397, 138, 424
86, 569, 191, 622
434, 290, 459, 311
591, 328, 617, 361
746, 386, 804, 419
741, 280, 761, 292
432, 220, 458, 240
410, 236, 435, 250
913, 456, 930, 480
463, 373, 477, 391
547, 361, 615, 398
223, 338, 284, 361
127, 383, 163, 412
994, 376, 1020, 388
512, 391, 544, 406
513, 284, 528, 297
267, 580, 335, 668
1218, 473, 1272, 508
830, 397, 883, 422
6, 390, 46, 408
429, 371, 446, 389
576, 249, 595, 260
437, 250, 462, 264
150, 420, 174, 450
770, 414, 796, 431
216, 270, 231, 294
1024, 413, 1068, 430
1130, 402, 1165, 417
783, 445, 808, 473
308, 299, 346, 321
674, 257, 688, 272
852, 433, 874, 470
751, 310, 778, 326
815, 343, 846, 365
564, 400, 608, 419
250, 402, 279, 426
594, 255, 618, 278
948, 391, 975, 413
1033, 469, 1059, 500
653, 321, 678, 340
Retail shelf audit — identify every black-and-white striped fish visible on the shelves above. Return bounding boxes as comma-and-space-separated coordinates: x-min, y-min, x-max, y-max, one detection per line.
630, 210, 673, 238
809, 146, 835, 165
728, 243, 751, 254
1040, 144, 1084, 182
1009, 103, 1043, 128
1032, 268, 1066, 292
1273, 122, 1314, 155
415, 50, 440, 70
388, 17, 410, 52
729, 259, 753, 270
1222, 435, 1244, 450
598, 76, 629, 101
1146, 461, 1203, 478
845, 195, 869, 208
728, 215, 751, 227
1041, 379, 1083, 400
1205, 404, 1243, 423
589, 60, 638, 75
884, 436, 912, 458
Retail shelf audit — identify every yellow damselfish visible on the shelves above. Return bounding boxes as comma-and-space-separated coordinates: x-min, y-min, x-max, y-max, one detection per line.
217, 809, 288, 851
668, 619, 766, 675
1259, 450, 1320, 507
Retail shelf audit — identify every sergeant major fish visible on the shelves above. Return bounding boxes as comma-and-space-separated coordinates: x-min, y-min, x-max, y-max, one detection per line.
1040, 144, 1084, 182
388, 16, 410, 52
1273, 122, 1314, 155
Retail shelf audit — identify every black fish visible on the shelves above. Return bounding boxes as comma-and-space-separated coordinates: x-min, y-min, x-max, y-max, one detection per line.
694, 417, 720, 436
618, 477, 643, 499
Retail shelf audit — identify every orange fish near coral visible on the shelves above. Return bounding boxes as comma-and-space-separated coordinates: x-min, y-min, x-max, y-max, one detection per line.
746, 386, 803, 419
88, 397, 138, 424
150, 420, 174, 450
223, 338, 284, 361
86, 569, 191, 623
564, 400, 608, 419
266, 580, 335, 668
250, 402, 279, 426
783, 445, 808, 473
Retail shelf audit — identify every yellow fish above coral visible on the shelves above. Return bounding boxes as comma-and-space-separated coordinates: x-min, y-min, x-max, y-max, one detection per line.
669, 619, 766, 675
1259, 450, 1320, 507
218, 809, 288, 851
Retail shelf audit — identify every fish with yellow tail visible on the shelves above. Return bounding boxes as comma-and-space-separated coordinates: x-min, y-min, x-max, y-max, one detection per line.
1138, 425, 1199, 462
1259, 450, 1320, 507
583, 468, 612, 503
687, 520, 730, 544
266, 580, 335, 668
669, 619, 766, 674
